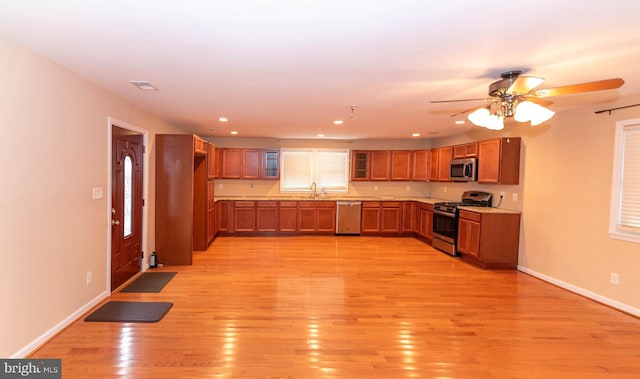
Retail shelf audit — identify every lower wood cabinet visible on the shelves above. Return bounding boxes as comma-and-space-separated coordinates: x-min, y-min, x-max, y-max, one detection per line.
256, 201, 278, 232
298, 201, 336, 233
278, 201, 298, 232
361, 201, 402, 234
417, 203, 433, 240
233, 201, 256, 232
457, 209, 521, 269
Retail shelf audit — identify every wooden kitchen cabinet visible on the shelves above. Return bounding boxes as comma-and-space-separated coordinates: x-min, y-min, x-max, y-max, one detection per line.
391, 151, 412, 181
351, 151, 370, 181
215, 200, 232, 233
361, 201, 381, 234
242, 149, 262, 179
221, 148, 242, 179
207, 180, 216, 245
453, 142, 478, 158
298, 201, 336, 233
256, 201, 278, 232
429, 149, 439, 181
156, 134, 210, 265
411, 150, 429, 181
437, 146, 453, 182
207, 142, 216, 180
381, 201, 402, 233
233, 201, 256, 232
262, 149, 280, 179
418, 203, 433, 240
457, 209, 521, 269
370, 151, 391, 181
478, 137, 521, 184
402, 201, 419, 233
278, 201, 298, 232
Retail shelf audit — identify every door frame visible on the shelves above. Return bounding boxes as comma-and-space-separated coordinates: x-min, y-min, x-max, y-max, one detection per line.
107, 116, 149, 292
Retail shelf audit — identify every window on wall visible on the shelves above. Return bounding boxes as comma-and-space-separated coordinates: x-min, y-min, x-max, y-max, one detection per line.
280, 149, 349, 193
609, 118, 640, 243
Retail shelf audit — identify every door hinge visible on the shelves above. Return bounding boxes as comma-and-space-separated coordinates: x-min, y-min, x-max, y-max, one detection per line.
142, 145, 146, 154
141, 251, 144, 259
142, 198, 145, 206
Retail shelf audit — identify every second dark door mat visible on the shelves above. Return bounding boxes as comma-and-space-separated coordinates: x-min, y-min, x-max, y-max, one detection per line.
120, 272, 177, 293
84, 301, 173, 323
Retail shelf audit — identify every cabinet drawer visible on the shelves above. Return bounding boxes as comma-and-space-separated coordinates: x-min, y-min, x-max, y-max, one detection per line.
279, 201, 297, 208
234, 201, 255, 208
362, 201, 381, 208
420, 203, 434, 211
459, 210, 481, 222
382, 201, 401, 207
256, 201, 277, 207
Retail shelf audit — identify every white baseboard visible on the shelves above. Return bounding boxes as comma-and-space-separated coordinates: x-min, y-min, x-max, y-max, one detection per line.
517, 265, 640, 318
11, 291, 109, 358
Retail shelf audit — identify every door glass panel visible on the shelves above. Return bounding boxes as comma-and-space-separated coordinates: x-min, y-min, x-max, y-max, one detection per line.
123, 155, 133, 237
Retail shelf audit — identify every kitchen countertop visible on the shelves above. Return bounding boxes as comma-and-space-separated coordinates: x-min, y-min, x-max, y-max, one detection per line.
215, 196, 521, 214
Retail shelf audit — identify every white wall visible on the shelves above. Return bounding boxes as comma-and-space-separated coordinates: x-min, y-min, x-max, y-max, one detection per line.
0, 38, 183, 357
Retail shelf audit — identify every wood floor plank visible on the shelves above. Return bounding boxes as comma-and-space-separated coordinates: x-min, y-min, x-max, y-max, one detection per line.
30, 236, 640, 378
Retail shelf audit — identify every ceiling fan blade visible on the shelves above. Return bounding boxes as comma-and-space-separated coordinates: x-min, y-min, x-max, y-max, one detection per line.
450, 101, 497, 117
430, 98, 493, 103
533, 78, 624, 98
519, 96, 554, 107
507, 76, 544, 95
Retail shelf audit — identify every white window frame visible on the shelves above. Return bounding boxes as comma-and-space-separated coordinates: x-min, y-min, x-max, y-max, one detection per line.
608, 117, 640, 243
280, 148, 349, 193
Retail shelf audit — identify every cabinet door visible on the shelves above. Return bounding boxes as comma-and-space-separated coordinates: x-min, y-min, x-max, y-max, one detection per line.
207, 180, 216, 243
458, 217, 481, 258
391, 151, 412, 181
418, 204, 433, 239
429, 149, 439, 181
351, 151, 370, 181
279, 202, 298, 232
402, 202, 417, 233
437, 146, 453, 182
207, 142, 216, 180
221, 149, 242, 179
242, 149, 261, 179
478, 139, 501, 183
262, 149, 280, 179
216, 201, 232, 233
233, 201, 256, 232
453, 143, 479, 159
298, 202, 318, 232
361, 202, 381, 233
370, 151, 391, 181
381, 202, 402, 233
316, 205, 336, 232
412, 150, 428, 181
256, 201, 278, 232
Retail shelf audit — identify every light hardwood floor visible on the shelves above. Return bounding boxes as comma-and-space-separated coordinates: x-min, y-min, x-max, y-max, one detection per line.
31, 236, 640, 378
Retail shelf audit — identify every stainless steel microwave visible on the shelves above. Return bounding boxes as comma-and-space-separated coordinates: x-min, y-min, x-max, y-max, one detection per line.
450, 158, 477, 181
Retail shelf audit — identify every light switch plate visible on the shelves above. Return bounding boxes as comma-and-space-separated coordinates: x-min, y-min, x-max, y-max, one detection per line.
92, 187, 103, 200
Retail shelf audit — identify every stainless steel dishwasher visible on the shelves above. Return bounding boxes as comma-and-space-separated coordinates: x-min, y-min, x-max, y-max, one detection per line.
336, 201, 362, 235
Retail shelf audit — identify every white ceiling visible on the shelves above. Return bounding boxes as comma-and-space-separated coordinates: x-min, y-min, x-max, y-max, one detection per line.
2, 0, 640, 140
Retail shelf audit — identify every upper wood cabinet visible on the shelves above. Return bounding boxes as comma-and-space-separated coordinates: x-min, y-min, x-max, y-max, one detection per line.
193, 135, 208, 155
221, 148, 242, 179
429, 149, 439, 181
262, 149, 280, 179
219, 148, 280, 180
351, 151, 371, 181
411, 150, 429, 181
391, 151, 412, 181
370, 150, 391, 181
453, 142, 478, 158
242, 149, 261, 179
437, 146, 453, 182
478, 137, 521, 184
207, 142, 216, 180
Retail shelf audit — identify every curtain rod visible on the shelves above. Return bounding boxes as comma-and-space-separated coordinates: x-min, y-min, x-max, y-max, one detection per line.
594, 103, 640, 115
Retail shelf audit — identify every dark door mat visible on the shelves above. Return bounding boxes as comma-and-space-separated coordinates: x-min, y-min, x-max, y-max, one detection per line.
120, 272, 177, 293
84, 301, 173, 323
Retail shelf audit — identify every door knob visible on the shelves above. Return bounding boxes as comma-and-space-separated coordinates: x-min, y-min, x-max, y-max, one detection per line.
111, 220, 120, 225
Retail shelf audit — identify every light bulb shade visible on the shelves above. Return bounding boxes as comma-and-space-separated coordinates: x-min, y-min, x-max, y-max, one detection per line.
486, 115, 504, 130
515, 100, 555, 125
468, 107, 491, 127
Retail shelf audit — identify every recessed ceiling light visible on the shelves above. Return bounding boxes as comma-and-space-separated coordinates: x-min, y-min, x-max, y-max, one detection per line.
230, 131, 238, 135
412, 133, 421, 137
333, 120, 343, 125
129, 81, 158, 91
455, 120, 466, 125
218, 117, 228, 122
317, 134, 325, 138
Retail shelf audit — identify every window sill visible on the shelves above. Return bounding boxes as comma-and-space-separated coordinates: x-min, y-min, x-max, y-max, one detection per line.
608, 230, 640, 244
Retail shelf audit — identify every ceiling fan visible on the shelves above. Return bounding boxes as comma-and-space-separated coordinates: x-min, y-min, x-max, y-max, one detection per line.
431, 70, 624, 129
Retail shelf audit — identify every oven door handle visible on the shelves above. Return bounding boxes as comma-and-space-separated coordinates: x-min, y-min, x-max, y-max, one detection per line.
434, 209, 456, 217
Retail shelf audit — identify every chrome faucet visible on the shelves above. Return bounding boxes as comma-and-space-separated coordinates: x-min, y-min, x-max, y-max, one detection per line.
310, 182, 317, 198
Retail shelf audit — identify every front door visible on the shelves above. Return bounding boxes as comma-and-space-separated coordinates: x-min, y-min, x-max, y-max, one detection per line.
111, 127, 144, 291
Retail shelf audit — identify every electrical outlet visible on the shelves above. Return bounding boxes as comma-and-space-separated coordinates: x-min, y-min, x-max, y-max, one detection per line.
406, 185, 411, 191
610, 272, 620, 285
86, 271, 93, 286
512, 193, 518, 201
373, 185, 378, 191
444, 186, 448, 193
499, 191, 505, 198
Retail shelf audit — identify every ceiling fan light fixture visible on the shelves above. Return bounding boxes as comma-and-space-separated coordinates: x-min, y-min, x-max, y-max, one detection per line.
515, 101, 555, 125
486, 114, 504, 130
468, 107, 491, 127
529, 106, 555, 126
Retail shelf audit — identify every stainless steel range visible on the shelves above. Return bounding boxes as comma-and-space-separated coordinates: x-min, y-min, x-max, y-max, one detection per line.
432, 191, 493, 256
